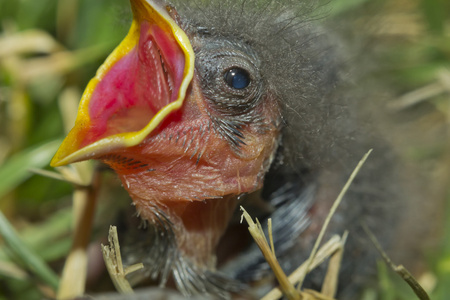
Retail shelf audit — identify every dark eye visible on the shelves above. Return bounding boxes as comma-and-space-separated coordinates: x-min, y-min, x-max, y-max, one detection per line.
224, 68, 250, 89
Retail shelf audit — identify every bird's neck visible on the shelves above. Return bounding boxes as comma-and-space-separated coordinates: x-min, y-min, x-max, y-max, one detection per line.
126, 185, 239, 268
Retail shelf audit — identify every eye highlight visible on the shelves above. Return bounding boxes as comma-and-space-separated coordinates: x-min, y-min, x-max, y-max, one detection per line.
224, 68, 250, 89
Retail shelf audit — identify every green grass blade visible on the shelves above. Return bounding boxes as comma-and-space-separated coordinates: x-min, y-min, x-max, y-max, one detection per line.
0, 139, 61, 199
0, 210, 59, 290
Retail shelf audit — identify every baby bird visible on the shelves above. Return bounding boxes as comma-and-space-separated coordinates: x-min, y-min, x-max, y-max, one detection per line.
52, 0, 419, 298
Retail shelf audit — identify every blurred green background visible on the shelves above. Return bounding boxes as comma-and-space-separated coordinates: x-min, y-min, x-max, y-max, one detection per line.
0, 0, 449, 299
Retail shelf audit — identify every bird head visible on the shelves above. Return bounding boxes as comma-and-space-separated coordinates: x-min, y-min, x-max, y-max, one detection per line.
51, 0, 282, 269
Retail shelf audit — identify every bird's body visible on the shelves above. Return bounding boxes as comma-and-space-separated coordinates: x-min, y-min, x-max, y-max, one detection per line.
52, 0, 423, 298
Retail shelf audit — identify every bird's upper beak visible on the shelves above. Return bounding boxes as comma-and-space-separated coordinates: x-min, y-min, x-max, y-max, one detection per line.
51, 0, 194, 167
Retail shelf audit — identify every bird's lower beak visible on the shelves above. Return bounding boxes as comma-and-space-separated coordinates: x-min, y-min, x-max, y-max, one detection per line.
51, 0, 194, 167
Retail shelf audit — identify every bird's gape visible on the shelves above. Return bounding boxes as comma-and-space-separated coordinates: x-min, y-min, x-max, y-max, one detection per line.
82, 21, 182, 148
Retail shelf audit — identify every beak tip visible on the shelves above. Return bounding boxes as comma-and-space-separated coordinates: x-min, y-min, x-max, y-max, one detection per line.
50, 160, 61, 168
50, 153, 67, 168
50, 141, 78, 167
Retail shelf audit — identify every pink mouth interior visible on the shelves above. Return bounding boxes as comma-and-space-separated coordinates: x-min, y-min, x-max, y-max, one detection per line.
82, 21, 185, 147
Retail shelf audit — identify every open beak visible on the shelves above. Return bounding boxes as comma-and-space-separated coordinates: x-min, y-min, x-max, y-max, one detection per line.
51, 0, 194, 167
